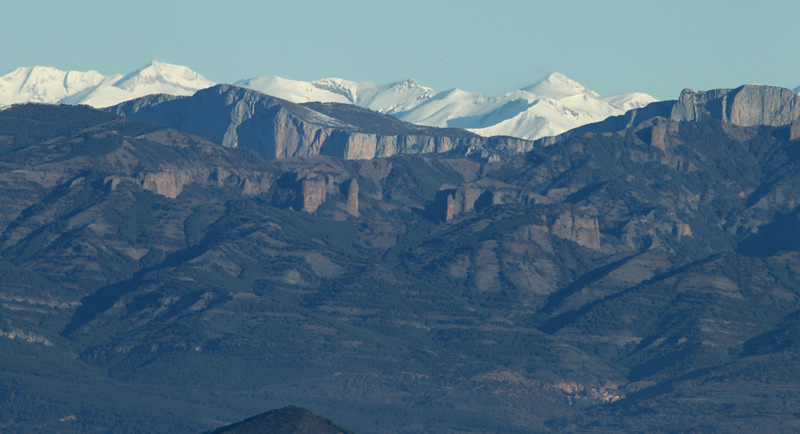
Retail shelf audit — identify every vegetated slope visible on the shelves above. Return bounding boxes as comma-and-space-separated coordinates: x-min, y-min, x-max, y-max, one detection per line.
2, 85, 800, 434
108, 84, 535, 161
205, 406, 353, 434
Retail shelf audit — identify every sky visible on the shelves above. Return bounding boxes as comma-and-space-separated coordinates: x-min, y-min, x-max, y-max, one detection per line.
3, 0, 798, 100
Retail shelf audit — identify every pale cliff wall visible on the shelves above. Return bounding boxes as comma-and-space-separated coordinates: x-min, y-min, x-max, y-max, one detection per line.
671, 85, 800, 127
110, 85, 537, 162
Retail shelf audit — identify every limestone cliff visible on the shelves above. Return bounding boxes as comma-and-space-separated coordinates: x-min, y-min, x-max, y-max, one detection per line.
103, 164, 271, 199
109, 85, 536, 161
300, 177, 327, 213
550, 210, 601, 251
345, 178, 359, 217
537, 84, 800, 148
670, 85, 800, 127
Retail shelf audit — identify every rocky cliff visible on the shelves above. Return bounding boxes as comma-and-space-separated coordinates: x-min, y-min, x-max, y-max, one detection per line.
109, 85, 536, 161
538, 84, 800, 147
550, 210, 601, 251
670, 85, 800, 126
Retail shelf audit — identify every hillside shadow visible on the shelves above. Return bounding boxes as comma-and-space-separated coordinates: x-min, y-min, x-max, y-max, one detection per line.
62, 214, 227, 336
736, 206, 800, 257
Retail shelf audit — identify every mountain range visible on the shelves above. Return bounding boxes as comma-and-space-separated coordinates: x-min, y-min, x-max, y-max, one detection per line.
234, 71, 657, 140
3, 80, 800, 433
0, 61, 657, 140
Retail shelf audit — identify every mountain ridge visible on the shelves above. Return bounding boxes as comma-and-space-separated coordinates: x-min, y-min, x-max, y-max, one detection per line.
108, 83, 536, 161
237, 70, 658, 140
1, 62, 655, 141
535, 83, 800, 147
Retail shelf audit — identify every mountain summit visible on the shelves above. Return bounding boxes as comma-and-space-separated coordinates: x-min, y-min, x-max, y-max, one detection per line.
237, 71, 657, 140
112, 61, 214, 94
0, 66, 112, 106
520, 71, 600, 99
0, 61, 214, 108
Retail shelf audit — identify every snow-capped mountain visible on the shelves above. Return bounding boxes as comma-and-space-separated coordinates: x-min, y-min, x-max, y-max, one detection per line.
0, 61, 215, 108
233, 76, 437, 115
0, 62, 656, 141
236, 72, 657, 140
0, 66, 116, 106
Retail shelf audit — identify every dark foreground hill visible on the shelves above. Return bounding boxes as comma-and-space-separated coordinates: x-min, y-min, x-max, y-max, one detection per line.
205, 406, 353, 434
2, 84, 800, 433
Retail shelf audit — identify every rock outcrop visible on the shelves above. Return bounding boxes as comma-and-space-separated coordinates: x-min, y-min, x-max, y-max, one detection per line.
301, 177, 327, 213
550, 210, 601, 251
345, 178, 359, 217
428, 181, 548, 223
670, 85, 800, 127
791, 120, 800, 141
537, 84, 800, 148
104, 165, 271, 199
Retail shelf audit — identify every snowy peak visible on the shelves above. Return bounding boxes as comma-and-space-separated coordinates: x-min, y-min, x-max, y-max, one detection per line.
0, 66, 111, 106
233, 76, 352, 104
391, 78, 431, 93
521, 72, 600, 99
235, 70, 655, 140
600, 92, 658, 111
81, 61, 214, 107
0, 61, 215, 109
237, 75, 436, 115
113, 61, 215, 93
309, 78, 360, 104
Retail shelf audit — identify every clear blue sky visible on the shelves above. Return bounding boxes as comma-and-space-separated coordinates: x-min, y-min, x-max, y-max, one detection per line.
5, 0, 798, 99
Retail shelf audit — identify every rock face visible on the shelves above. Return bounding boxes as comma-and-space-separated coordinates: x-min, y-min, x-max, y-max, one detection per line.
429, 181, 546, 223
791, 120, 800, 141
537, 84, 800, 147
671, 85, 800, 127
345, 178, 359, 217
109, 85, 536, 161
301, 177, 327, 213
550, 210, 601, 251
